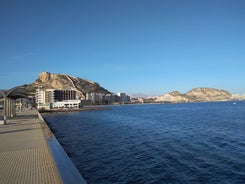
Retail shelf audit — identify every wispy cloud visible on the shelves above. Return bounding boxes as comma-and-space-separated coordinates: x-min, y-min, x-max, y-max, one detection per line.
9, 52, 39, 60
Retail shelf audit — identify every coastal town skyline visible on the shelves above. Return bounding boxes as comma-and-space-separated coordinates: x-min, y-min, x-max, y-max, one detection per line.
1, 0, 245, 95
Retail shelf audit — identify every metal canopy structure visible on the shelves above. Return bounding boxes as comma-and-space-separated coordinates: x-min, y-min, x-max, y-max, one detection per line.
0, 87, 28, 99
0, 87, 28, 125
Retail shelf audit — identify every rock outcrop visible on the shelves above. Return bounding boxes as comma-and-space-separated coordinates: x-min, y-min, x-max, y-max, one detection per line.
232, 93, 245, 100
186, 88, 232, 102
20, 72, 111, 98
156, 87, 232, 103
157, 91, 191, 103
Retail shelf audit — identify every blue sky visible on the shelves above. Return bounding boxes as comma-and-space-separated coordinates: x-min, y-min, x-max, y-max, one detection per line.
1, 0, 245, 95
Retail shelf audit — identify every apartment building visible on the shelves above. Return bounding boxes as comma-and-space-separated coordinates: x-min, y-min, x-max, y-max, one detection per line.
36, 87, 46, 104
54, 90, 76, 101
36, 87, 80, 110
117, 92, 129, 103
85, 92, 130, 105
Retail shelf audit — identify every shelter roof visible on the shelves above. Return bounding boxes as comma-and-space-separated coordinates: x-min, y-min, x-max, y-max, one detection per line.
0, 87, 28, 99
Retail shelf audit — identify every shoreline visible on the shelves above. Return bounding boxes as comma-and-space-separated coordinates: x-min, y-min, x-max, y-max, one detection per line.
37, 100, 243, 113
38, 106, 112, 113
37, 110, 87, 183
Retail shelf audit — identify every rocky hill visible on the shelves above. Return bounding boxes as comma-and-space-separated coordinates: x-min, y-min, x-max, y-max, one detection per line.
20, 72, 111, 98
156, 87, 233, 103
186, 88, 232, 102
156, 91, 191, 103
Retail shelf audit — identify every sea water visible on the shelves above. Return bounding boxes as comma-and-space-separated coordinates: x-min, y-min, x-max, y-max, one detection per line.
44, 102, 245, 184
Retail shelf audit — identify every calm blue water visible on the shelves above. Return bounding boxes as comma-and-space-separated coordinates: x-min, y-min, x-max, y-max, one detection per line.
43, 102, 245, 184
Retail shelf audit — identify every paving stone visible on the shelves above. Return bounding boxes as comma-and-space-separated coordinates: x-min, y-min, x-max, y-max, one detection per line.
0, 110, 62, 184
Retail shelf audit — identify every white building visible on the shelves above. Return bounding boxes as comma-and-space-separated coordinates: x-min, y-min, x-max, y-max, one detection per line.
36, 88, 51, 109
85, 93, 105, 104
36, 87, 80, 110
36, 87, 46, 104
52, 100, 81, 109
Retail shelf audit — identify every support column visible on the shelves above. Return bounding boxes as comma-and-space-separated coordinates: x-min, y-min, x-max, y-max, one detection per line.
10, 99, 14, 117
3, 97, 7, 125
12, 99, 16, 117
8, 98, 11, 118
7, 99, 9, 118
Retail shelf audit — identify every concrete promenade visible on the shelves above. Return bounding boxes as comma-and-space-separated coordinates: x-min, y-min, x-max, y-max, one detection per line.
0, 109, 62, 184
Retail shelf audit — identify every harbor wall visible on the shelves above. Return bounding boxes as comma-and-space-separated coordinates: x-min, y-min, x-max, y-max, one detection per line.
37, 111, 87, 184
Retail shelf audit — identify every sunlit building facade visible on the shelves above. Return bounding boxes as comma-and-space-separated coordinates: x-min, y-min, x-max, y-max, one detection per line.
36, 87, 80, 110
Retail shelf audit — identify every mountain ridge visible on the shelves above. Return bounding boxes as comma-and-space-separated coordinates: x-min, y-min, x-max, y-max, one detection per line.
156, 87, 233, 103
18, 72, 243, 102
20, 72, 111, 98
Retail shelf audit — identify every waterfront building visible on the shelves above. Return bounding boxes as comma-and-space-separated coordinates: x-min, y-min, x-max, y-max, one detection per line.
85, 93, 105, 105
36, 87, 51, 109
36, 87, 46, 104
36, 88, 80, 110
45, 89, 55, 103
84, 92, 130, 105
52, 100, 81, 109
54, 89, 76, 101
105, 93, 118, 104
117, 92, 130, 103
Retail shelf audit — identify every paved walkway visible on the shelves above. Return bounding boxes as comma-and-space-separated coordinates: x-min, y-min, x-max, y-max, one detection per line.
0, 110, 62, 184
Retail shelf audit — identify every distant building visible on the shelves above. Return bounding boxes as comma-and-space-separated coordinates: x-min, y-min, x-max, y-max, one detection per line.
117, 92, 130, 103
85, 93, 105, 105
36, 87, 80, 110
84, 92, 130, 105
105, 93, 118, 104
